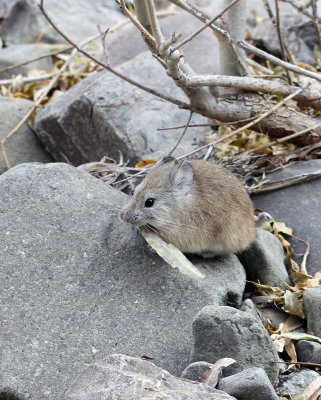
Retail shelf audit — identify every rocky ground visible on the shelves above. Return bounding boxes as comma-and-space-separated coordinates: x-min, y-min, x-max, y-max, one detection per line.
0, 1, 321, 400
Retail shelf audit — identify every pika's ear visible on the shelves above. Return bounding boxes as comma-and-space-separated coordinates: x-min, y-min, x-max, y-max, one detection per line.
173, 160, 194, 195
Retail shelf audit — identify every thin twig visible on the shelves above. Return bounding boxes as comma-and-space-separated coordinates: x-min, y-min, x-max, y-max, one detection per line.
246, 57, 274, 75
0, 46, 71, 74
97, 26, 110, 65
38, 0, 191, 110
173, 0, 240, 51
168, 111, 193, 155
0, 18, 132, 75
119, 0, 156, 46
272, 360, 321, 367
168, 0, 249, 75
244, 121, 321, 155
177, 80, 315, 160
0, 142, 10, 169
145, 0, 164, 47
157, 116, 257, 131
237, 40, 321, 82
280, 0, 321, 24
311, 0, 321, 50
250, 171, 321, 194
0, 73, 53, 86
275, 0, 292, 83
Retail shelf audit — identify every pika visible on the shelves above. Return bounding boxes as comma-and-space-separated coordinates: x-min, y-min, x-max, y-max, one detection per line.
120, 157, 255, 257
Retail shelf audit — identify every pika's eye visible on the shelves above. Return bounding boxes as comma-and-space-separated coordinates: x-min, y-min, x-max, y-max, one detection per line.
144, 198, 155, 207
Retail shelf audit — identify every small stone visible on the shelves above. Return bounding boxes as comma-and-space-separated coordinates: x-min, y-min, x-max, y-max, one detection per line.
240, 230, 291, 287
303, 286, 321, 338
181, 361, 213, 382
295, 340, 321, 364
190, 305, 280, 384
277, 369, 320, 396
218, 367, 279, 400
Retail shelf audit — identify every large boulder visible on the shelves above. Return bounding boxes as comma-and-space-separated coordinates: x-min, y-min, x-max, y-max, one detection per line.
0, 97, 53, 174
65, 354, 236, 400
0, 0, 123, 45
35, 52, 209, 165
252, 160, 321, 276
0, 162, 246, 400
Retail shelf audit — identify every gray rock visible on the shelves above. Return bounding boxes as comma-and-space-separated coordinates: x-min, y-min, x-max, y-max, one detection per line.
0, 0, 123, 45
0, 44, 53, 79
296, 340, 321, 364
35, 52, 209, 165
65, 354, 237, 400
252, 160, 321, 276
0, 97, 53, 173
0, 163, 246, 400
181, 361, 213, 382
109, 12, 220, 74
190, 305, 280, 384
218, 367, 279, 400
303, 286, 321, 337
252, 14, 315, 64
240, 299, 259, 320
240, 230, 291, 287
277, 369, 320, 396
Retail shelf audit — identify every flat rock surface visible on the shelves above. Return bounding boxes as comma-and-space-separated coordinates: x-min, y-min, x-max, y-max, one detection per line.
65, 354, 236, 400
0, 97, 53, 174
0, 162, 246, 400
252, 160, 321, 276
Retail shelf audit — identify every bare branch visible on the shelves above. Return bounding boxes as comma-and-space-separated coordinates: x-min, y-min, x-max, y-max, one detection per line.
168, 0, 249, 75
177, 80, 315, 159
173, 0, 240, 51
118, 0, 156, 46
275, 0, 292, 83
38, 0, 191, 110
280, 0, 321, 23
250, 171, 321, 194
168, 111, 193, 155
145, 0, 164, 46
97, 25, 110, 65
0, 73, 53, 86
237, 40, 321, 82
180, 73, 321, 110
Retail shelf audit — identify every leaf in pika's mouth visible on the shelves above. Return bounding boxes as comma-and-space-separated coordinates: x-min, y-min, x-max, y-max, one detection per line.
140, 227, 206, 280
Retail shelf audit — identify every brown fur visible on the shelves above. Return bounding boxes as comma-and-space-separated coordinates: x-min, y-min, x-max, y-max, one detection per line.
120, 158, 255, 256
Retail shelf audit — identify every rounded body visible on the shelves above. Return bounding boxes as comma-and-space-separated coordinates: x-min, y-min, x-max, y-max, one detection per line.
120, 158, 255, 256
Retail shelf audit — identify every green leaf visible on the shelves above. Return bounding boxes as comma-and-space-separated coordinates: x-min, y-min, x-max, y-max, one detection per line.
277, 332, 321, 344
140, 227, 205, 280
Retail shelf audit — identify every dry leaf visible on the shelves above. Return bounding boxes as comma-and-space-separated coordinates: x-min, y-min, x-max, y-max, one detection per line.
140, 227, 205, 280
201, 358, 237, 387
283, 290, 305, 319
300, 376, 321, 400
135, 160, 156, 168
